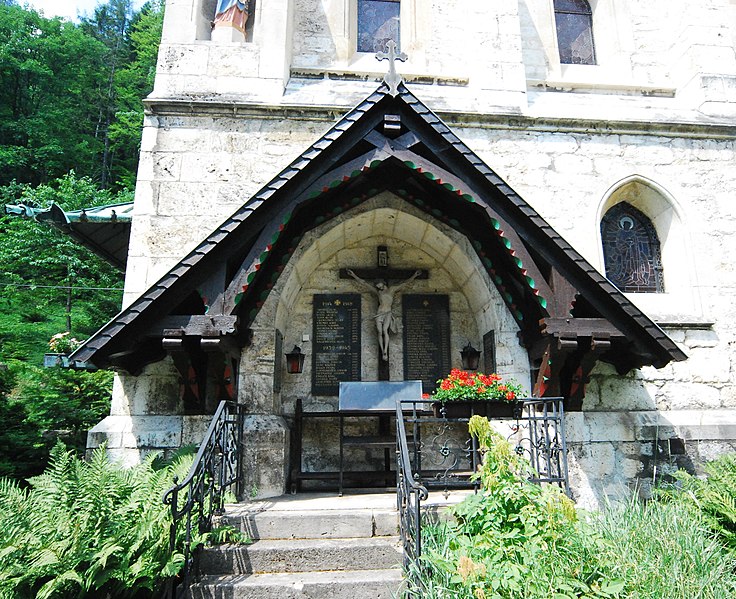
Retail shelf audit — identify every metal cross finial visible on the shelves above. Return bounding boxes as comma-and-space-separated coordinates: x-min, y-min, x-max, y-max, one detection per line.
376, 40, 408, 97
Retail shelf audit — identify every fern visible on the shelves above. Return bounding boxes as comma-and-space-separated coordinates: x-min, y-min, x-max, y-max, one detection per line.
663, 452, 736, 556
700, 453, 736, 552
0, 442, 195, 598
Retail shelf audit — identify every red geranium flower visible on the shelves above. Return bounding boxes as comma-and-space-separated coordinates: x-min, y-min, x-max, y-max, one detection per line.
431, 370, 524, 403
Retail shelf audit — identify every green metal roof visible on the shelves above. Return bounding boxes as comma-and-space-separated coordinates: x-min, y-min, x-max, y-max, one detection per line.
4, 202, 133, 271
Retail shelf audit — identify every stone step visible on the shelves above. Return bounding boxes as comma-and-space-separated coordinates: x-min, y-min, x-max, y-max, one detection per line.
199, 536, 403, 575
189, 569, 404, 599
224, 504, 399, 540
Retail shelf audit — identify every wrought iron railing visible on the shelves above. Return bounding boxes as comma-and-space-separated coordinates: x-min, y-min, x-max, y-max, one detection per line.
395, 398, 570, 590
161, 400, 245, 599
395, 401, 429, 572
517, 398, 570, 494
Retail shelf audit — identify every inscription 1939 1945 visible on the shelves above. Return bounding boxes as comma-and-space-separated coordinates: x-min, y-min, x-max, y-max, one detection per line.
312, 294, 361, 396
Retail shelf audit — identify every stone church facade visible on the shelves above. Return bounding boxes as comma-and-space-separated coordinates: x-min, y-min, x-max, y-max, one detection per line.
75, 0, 736, 508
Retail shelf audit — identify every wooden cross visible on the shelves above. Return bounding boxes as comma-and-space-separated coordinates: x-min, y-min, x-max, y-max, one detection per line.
338, 267, 427, 282
376, 40, 408, 97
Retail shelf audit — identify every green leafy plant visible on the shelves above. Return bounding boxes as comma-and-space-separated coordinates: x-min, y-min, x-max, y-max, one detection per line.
204, 524, 250, 546
0, 444, 193, 598
411, 417, 736, 599
581, 495, 736, 599
431, 369, 523, 403
5, 361, 113, 478
660, 452, 736, 554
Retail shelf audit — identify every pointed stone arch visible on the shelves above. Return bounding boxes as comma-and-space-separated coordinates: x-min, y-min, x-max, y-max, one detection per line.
268, 192, 532, 397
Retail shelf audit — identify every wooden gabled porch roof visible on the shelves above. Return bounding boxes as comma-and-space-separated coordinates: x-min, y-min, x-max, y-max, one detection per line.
70, 81, 685, 404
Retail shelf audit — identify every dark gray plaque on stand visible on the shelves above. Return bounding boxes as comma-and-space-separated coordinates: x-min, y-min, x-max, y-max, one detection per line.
312, 294, 361, 396
338, 381, 423, 411
402, 294, 451, 393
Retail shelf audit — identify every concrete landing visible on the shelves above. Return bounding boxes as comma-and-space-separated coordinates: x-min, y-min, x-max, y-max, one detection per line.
230, 488, 473, 512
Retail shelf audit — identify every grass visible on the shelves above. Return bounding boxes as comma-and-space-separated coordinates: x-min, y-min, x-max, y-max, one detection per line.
583, 497, 736, 599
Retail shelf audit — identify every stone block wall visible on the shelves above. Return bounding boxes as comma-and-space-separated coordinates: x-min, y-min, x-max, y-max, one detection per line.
117, 101, 736, 500
95, 0, 736, 500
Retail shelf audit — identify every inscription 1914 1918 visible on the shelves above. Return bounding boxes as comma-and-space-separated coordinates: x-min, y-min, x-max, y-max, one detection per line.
402, 294, 451, 393
312, 294, 361, 396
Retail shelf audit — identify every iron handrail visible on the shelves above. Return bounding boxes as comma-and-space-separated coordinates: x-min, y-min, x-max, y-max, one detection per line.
395, 400, 429, 575
161, 400, 245, 599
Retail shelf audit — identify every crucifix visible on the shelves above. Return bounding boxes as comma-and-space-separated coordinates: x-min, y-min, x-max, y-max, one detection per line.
376, 40, 408, 97
340, 247, 428, 379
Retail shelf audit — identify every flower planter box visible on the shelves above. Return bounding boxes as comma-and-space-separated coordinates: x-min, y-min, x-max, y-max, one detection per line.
432, 400, 521, 419
43, 353, 65, 368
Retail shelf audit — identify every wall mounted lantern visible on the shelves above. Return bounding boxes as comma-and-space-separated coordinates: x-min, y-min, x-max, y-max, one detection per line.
460, 342, 481, 371
285, 345, 305, 374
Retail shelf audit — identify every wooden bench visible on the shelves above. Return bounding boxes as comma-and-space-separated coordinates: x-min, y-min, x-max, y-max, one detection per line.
288, 381, 423, 494
338, 381, 422, 496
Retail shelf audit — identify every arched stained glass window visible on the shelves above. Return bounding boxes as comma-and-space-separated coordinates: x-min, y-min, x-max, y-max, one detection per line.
554, 0, 596, 65
601, 203, 664, 293
358, 0, 400, 53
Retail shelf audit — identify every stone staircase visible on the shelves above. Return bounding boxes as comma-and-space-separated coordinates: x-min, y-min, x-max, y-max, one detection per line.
189, 493, 405, 599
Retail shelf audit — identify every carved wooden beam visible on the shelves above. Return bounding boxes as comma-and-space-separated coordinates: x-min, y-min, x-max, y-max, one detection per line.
549, 268, 578, 318
382, 145, 557, 307
196, 263, 227, 317
532, 340, 572, 397
541, 317, 623, 338
147, 315, 238, 338
565, 333, 612, 409
165, 339, 207, 414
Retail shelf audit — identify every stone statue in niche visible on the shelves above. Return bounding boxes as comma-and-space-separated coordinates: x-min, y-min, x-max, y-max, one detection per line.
213, 0, 249, 35
346, 269, 421, 362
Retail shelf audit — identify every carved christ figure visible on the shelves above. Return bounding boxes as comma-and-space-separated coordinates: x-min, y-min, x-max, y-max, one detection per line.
346, 269, 421, 362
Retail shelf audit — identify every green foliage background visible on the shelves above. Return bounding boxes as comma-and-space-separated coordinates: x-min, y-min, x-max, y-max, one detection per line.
0, 0, 164, 479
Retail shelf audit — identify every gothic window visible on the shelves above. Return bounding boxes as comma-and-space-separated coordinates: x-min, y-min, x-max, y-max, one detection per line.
554, 0, 596, 65
601, 203, 664, 293
358, 0, 400, 53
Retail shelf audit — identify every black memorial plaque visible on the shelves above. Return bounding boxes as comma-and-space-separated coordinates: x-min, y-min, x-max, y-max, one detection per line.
273, 329, 283, 393
402, 294, 451, 393
483, 330, 496, 374
312, 294, 361, 396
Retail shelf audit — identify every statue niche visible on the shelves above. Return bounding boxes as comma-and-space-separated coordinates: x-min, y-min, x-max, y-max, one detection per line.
212, 0, 250, 42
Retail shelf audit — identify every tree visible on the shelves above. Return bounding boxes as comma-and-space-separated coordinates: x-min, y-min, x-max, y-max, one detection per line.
0, 1, 164, 190
0, 364, 46, 479
0, 175, 124, 477
108, 0, 164, 189
0, 4, 108, 185
0, 0, 165, 478
81, 0, 135, 189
